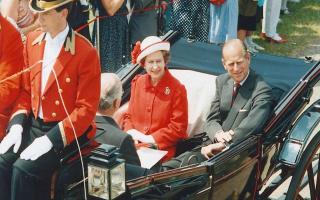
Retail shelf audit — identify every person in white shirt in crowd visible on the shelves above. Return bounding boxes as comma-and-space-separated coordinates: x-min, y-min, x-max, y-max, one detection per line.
261, 0, 287, 43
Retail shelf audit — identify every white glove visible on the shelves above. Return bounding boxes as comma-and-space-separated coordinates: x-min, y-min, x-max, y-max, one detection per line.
0, 124, 23, 154
127, 129, 155, 143
127, 129, 146, 141
139, 135, 155, 144
20, 135, 53, 161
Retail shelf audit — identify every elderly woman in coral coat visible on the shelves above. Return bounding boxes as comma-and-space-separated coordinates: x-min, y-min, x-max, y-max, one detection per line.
123, 36, 188, 161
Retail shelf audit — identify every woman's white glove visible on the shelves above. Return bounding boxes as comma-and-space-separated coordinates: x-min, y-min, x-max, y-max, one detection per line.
127, 129, 155, 144
127, 129, 145, 141
139, 135, 155, 144
20, 135, 53, 161
0, 125, 23, 154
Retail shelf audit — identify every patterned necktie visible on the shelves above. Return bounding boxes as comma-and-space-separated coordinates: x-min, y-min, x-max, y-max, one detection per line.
231, 83, 241, 106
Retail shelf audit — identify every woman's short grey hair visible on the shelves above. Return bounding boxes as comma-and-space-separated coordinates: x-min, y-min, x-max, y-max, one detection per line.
99, 73, 123, 111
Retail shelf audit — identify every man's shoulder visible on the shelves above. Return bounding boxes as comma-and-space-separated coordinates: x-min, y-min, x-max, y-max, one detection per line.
216, 73, 230, 84
74, 31, 94, 48
96, 116, 119, 129
95, 116, 130, 142
0, 16, 19, 36
247, 72, 273, 102
0, 16, 22, 45
250, 71, 272, 90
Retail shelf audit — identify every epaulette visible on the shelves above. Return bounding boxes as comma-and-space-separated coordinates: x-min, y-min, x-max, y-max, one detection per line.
64, 30, 75, 55
74, 31, 93, 48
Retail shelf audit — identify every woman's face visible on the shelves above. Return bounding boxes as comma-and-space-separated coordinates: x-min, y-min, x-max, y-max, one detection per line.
144, 51, 166, 85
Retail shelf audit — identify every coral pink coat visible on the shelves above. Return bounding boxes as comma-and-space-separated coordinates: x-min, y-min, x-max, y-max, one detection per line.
123, 69, 188, 161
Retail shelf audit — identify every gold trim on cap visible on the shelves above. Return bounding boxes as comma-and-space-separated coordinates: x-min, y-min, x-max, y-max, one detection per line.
37, 0, 66, 9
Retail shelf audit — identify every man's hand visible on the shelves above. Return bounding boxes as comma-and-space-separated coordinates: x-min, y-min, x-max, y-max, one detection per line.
20, 135, 53, 161
0, 125, 23, 154
214, 130, 234, 143
201, 143, 225, 159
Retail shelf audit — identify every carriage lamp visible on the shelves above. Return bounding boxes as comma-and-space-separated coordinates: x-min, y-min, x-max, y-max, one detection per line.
88, 144, 126, 200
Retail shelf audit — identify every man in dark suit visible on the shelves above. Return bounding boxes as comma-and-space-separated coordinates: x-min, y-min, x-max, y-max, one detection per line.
96, 73, 140, 166
200, 39, 273, 158
163, 39, 273, 168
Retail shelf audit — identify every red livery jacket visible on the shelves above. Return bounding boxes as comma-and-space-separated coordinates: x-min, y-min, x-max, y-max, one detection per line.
0, 15, 23, 139
9, 28, 101, 151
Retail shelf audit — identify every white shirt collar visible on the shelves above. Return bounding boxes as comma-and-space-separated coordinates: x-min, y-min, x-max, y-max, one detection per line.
45, 25, 69, 44
235, 70, 250, 86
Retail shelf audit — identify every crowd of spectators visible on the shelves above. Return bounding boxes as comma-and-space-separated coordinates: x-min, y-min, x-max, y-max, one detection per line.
0, 0, 303, 72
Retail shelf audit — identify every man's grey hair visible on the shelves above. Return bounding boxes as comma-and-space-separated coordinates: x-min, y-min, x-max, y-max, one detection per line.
99, 73, 123, 111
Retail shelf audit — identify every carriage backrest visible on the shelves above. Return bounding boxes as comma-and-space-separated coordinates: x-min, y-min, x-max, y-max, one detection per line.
169, 69, 217, 137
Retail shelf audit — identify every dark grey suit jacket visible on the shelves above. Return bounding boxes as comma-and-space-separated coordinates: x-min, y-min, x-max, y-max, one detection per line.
95, 116, 141, 166
204, 70, 274, 143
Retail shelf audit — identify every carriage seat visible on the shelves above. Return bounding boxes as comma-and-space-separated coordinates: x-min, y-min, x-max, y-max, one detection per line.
169, 69, 216, 137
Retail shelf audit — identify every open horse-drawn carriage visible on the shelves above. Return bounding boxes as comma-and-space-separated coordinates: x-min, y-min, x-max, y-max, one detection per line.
60, 31, 320, 200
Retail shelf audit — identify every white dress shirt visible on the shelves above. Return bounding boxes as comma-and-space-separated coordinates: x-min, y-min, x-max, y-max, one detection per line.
38, 25, 69, 118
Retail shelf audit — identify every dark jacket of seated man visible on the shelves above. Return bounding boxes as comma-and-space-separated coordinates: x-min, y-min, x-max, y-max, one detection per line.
95, 73, 140, 166
195, 39, 273, 161
95, 115, 140, 166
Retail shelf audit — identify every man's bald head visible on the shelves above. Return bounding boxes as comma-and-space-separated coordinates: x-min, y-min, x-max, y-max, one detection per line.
99, 73, 123, 112
222, 39, 247, 60
221, 39, 250, 83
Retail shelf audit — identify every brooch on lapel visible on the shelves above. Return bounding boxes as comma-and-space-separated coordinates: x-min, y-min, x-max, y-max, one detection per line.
164, 87, 170, 95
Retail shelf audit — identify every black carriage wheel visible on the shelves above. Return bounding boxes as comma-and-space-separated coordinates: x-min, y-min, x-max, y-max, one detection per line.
285, 131, 320, 200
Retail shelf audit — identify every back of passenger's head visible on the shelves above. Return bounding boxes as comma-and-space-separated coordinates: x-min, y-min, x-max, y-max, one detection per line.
99, 73, 123, 112
221, 39, 248, 60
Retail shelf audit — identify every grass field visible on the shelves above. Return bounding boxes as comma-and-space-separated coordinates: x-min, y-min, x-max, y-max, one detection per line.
253, 0, 320, 58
